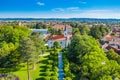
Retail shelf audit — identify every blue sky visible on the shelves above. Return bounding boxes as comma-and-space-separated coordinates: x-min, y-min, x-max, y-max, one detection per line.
0, 0, 120, 18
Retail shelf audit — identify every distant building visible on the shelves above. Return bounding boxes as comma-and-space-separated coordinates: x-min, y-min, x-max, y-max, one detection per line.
18, 22, 27, 26
53, 24, 72, 34
101, 28, 120, 54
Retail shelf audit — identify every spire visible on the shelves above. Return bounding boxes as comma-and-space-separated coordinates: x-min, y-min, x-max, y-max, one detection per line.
64, 26, 67, 37
64, 26, 67, 31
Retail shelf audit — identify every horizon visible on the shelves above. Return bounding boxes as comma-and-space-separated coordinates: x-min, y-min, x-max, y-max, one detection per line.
0, 17, 120, 20
0, 0, 120, 18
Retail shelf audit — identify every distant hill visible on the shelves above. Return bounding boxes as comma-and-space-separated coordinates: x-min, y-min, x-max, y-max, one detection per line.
0, 18, 120, 23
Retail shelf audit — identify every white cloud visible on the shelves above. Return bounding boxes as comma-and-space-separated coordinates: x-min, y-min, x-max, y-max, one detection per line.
79, 1, 87, 4
67, 7, 80, 11
52, 8, 65, 12
71, 10, 120, 19
37, 2, 45, 6
52, 7, 80, 12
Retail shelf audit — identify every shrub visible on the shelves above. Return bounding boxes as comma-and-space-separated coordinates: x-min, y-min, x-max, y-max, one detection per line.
48, 60, 53, 64
64, 77, 72, 80
44, 71, 51, 76
42, 77, 50, 80
50, 76, 58, 80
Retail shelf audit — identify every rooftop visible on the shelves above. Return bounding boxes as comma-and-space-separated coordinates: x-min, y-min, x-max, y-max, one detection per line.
48, 35, 67, 40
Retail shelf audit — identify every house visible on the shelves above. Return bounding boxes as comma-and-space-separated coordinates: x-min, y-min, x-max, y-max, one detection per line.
47, 26, 72, 48
53, 24, 72, 34
53, 24, 65, 31
101, 28, 120, 54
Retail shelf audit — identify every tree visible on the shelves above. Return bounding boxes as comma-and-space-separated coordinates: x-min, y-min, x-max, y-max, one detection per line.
30, 33, 45, 69
0, 26, 31, 68
106, 49, 120, 64
57, 29, 62, 35
66, 34, 120, 80
53, 41, 61, 49
72, 28, 80, 34
36, 22, 47, 29
90, 26, 102, 39
19, 38, 36, 80
79, 25, 90, 35
89, 25, 109, 39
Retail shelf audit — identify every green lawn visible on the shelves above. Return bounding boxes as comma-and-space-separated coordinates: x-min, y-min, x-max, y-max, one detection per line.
11, 53, 50, 80
2, 49, 59, 80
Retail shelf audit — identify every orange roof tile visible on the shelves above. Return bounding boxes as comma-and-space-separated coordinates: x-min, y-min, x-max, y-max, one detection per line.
53, 24, 64, 30
103, 34, 113, 41
48, 35, 67, 40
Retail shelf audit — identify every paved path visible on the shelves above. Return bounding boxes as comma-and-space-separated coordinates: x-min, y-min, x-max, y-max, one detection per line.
58, 52, 64, 80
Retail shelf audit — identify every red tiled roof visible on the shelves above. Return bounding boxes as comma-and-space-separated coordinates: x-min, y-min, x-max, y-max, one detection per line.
103, 34, 113, 41
48, 35, 67, 40
113, 30, 120, 32
53, 24, 64, 30
106, 45, 120, 54
66, 25, 72, 29
53, 24, 72, 30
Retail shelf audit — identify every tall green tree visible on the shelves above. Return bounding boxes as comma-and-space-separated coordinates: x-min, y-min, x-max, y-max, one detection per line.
79, 25, 90, 35
0, 25, 31, 68
106, 49, 120, 64
66, 34, 120, 80
30, 33, 45, 69
19, 38, 36, 80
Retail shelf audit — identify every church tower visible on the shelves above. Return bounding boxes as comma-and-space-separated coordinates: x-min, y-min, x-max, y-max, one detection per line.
64, 26, 67, 37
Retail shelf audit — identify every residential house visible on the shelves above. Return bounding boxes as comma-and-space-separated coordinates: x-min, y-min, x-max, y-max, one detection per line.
53, 24, 72, 34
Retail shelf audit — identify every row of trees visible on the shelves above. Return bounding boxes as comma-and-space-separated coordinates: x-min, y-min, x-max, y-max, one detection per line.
63, 34, 120, 80
48, 27, 62, 35
71, 23, 110, 39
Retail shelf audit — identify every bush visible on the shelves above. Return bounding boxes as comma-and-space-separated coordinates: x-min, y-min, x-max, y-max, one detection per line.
42, 77, 50, 80
50, 76, 58, 80
48, 60, 53, 64
46, 65, 52, 69
45, 68, 51, 72
44, 71, 51, 76
64, 77, 72, 80
53, 67, 58, 72
51, 72, 58, 76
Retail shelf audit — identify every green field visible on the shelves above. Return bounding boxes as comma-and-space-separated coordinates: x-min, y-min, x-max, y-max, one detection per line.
11, 53, 50, 80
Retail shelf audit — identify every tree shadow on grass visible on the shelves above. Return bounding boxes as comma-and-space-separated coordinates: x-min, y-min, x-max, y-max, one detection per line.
38, 59, 48, 64
41, 60, 48, 64
39, 72, 47, 76
1, 64, 26, 73
36, 77, 46, 80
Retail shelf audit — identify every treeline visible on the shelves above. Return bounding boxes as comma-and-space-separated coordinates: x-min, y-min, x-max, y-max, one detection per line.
71, 22, 110, 40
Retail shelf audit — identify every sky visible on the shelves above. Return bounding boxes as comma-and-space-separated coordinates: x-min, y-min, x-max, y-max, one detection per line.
0, 0, 120, 18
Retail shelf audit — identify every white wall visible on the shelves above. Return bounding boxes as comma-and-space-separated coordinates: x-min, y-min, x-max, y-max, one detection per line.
47, 40, 67, 48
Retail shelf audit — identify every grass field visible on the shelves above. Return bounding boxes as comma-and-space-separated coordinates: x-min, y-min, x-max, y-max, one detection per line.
1, 49, 59, 80
11, 53, 50, 80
